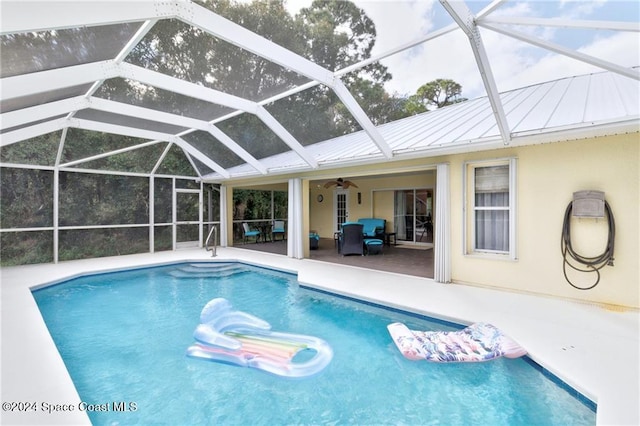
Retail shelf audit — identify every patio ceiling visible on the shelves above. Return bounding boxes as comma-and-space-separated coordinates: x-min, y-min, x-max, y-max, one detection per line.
1, 0, 638, 182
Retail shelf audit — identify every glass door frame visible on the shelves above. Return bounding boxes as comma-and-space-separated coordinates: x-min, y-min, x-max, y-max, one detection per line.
333, 189, 350, 232
393, 187, 434, 246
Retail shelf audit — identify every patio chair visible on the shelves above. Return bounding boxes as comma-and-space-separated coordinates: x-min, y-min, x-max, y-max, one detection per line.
242, 223, 261, 244
340, 222, 364, 256
272, 220, 286, 241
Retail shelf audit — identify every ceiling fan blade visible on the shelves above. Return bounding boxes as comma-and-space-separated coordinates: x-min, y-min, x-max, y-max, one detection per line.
324, 178, 357, 189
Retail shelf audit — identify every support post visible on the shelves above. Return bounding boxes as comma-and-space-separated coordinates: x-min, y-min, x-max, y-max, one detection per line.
435, 163, 451, 283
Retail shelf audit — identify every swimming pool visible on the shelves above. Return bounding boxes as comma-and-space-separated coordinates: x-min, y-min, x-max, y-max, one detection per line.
33, 262, 596, 425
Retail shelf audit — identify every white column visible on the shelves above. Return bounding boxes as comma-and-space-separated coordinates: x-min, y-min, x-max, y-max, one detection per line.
172, 178, 176, 251
198, 181, 204, 248
219, 185, 228, 247
434, 163, 451, 283
149, 175, 155, 253
287, 178, 304, 259
53, 167, 59, 263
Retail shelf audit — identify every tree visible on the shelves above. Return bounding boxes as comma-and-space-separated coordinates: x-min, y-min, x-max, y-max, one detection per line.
297, 1, 387, 77
334, 77, 411, 128
406, 78, 468, 113
295, 1, 397, 132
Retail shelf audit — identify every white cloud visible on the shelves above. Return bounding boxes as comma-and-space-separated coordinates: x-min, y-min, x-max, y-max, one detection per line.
357, 1, 438, 54
558, 0, 607, 18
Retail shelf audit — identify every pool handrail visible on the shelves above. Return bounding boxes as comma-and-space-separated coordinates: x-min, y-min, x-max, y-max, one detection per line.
205, 225, 217, 257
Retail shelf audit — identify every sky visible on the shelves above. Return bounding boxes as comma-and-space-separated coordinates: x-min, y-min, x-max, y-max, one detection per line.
283, 0, 640, 100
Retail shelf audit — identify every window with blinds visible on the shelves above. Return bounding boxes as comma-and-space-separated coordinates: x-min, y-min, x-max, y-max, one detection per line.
466, 159, 517, 259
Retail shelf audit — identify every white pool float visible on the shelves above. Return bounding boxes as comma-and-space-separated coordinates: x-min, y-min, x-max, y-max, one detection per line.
186, 298, 333, 377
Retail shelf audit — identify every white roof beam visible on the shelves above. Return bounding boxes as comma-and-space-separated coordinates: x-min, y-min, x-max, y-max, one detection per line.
206, 125, 268, 175
151, 143, 174, 175
118, 63, 258, 112
71, 20, 160, 118
479, 22, 640, 81
68, 118, 175, 143
0, 1, 175, 35
114, 20, 159, 63
480, 16, 640, 32
0, 61, 119, 101
1, 96, 89, 129
60, 140, 163, 168
173, 137, 229, 178
255, 106, 318, 169
0, 118, 66, 147
476, 0, 507, 20
440, 0, 512, 145
0, 61, 256, 112
332, 80, 393, 158
337, 24, 458, 78
79, 20, 158, 102
182, 151, 204, 179
88, 98, 208, 131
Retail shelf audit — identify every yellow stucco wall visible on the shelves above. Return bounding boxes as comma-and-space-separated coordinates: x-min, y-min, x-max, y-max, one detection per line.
447, 133, 638, 308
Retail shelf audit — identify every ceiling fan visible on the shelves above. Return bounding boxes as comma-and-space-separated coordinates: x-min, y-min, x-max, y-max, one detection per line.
323, 178, 358, 189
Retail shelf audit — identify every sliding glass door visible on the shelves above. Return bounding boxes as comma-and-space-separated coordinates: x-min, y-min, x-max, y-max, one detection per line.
394, 189, 433, 244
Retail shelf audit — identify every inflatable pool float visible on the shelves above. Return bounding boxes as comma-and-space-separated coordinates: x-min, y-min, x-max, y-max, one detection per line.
388, 322, 527, 363
186, 298, 333, 377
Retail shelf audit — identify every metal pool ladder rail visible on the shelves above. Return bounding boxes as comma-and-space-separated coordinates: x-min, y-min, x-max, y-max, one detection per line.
205, 225, 217, 257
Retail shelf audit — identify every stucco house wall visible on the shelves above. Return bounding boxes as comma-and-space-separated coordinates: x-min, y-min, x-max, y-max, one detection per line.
446, 133, 638, 308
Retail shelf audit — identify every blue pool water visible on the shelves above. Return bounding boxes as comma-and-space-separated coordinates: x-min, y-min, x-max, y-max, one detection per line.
33, 262, 596, 425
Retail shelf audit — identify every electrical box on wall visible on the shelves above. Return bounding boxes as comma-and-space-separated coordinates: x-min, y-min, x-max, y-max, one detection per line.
572, 190, 605, 218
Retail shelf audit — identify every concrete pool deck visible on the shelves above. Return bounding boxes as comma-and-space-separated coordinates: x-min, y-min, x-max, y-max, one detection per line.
1, 248, 638, 425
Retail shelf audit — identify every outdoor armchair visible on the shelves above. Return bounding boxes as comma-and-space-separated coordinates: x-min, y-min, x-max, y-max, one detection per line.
340, 222, 364, 256
242, 223, 261, 243
272, 220, 286, 241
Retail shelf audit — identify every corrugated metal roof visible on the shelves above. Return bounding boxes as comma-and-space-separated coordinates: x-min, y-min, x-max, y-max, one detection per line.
207, 69, 639, 180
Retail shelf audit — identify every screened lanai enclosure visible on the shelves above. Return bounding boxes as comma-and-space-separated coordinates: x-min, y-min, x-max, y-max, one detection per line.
1, 0, 638, 266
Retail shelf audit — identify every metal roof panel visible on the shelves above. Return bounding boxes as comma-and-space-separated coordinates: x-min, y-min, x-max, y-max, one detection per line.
546, 76, 590, 127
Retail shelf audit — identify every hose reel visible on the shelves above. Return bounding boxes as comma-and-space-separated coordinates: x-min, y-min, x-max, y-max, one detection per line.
561, 191, 615, 290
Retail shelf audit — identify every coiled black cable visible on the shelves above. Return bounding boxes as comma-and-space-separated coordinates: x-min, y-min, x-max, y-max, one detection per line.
561, 200, 615, 290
